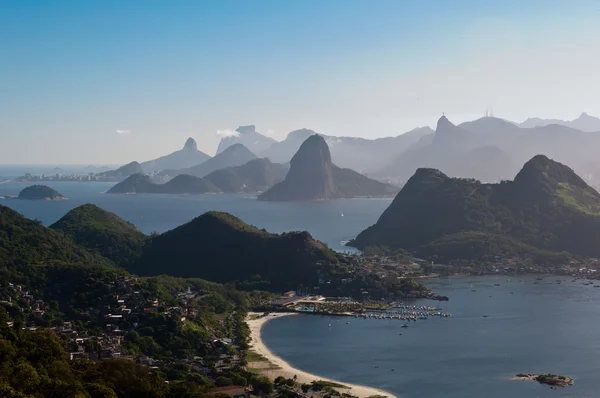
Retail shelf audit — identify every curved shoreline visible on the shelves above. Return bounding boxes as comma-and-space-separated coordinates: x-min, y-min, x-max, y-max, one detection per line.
246, 312, 396, 398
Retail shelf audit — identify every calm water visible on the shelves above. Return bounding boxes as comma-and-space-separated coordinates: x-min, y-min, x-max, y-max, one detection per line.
0, 181, 391, 252
262, 276, 600, 397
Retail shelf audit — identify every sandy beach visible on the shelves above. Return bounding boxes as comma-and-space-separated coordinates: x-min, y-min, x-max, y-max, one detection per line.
246, 312, 395, 398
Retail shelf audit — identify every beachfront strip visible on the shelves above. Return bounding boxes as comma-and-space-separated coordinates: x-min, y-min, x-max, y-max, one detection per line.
247, 312, 396, 398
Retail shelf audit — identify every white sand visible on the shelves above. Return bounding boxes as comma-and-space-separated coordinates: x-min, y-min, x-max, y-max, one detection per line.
246, 312, 395, 398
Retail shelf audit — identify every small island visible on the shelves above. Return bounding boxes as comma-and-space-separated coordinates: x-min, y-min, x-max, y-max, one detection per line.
516, 373, 574, 387
18, 185, 66, 200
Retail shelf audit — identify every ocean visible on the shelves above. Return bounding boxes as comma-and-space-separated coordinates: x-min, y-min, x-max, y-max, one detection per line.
262, 276, 600, 397
0, 180, 391, 252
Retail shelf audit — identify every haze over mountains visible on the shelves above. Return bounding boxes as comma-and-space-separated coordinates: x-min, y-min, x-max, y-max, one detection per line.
97, 112, 600, 192
141, 138, 211, 173
216, 125, 277, 155
158, 143, 258, 180
518, 112, 600, 132
109, 134, 395, 200
259, 135, 397, 201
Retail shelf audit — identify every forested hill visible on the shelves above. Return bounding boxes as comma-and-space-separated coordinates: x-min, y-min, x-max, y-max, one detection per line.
350, 155, 600, 263
5, 202, 349, 291
130, 211, 349, 290
50, 204, 147, 266
0, 204, 111, 269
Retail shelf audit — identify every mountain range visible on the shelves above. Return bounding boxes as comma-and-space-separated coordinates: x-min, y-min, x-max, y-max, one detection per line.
157, 143, 258, 180
97, 161, 144, 181
98, 111, 600, 190
518, 112, 600, 132
141, 137, 211, 173
0, 202, 348, 290
259, 134, 398, 201
219, 126, 433, 173
108, 158, 288, 194
350, 154, 600, 263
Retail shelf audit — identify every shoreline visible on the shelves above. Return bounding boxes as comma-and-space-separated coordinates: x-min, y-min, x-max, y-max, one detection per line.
246, 312, 396, 398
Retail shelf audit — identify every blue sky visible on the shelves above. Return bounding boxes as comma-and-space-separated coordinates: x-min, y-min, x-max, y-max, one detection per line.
1, 0, 600, 164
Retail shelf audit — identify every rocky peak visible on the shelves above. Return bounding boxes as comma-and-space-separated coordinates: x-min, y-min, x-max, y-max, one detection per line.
436, 115, 453, 130
258, 134, 339, 201
184, 137, 198, 150
236, 125, 256, 134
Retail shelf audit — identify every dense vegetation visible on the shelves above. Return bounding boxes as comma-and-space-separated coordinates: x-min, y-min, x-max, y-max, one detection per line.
0, 204, 279, 397
18, 185, 64, 200
3, 201, 350, 292
0, 205, 110, 269
0, 270, 273, 398
131, 211, 350, 290
50, 205, 147, 266
351, 155, 600, 263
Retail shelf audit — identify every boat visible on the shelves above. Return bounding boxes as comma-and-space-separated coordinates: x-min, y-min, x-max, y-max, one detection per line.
328, 323, 331, 327
401, 324, 408, 328
341, 213, 344, 217
346, 321, 349, 324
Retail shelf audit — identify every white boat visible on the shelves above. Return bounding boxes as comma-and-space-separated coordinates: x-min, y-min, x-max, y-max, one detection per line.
328, 323, 331, 327
401, 324, 408, 328
341, 213, 344, 217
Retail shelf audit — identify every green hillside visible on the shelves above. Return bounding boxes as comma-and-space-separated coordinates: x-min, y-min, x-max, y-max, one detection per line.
131, 211, 349, 289
50, 204, 147, 266
0, 205, 110, 269
350, 155, 600, 262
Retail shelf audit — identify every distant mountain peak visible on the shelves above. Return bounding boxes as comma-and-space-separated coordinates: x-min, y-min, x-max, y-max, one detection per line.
436, 115, 454, 129
259, 134, 339, 201
184, 137, 198, 150
216, 125, 277, 155
222, 143, 252, 154
287, 128, 317, 141
260, 134, 397, 201
236, 125, 256, 134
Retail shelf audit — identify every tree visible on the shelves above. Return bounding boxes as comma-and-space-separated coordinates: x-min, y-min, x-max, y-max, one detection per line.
10, 362, 40, 394
250, 375, 273, 395
84, 383, 118, 398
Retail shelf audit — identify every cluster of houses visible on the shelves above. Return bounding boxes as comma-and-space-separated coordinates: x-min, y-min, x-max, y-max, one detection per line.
1, 283, 50, 325
0, 277, 235, 372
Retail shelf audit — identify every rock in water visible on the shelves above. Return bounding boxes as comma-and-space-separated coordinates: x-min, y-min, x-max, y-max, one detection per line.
259, 134, 340, 201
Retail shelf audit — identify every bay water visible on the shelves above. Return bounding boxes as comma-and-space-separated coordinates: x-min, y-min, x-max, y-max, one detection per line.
262, 276, 600, 397
1, 179, 597, 396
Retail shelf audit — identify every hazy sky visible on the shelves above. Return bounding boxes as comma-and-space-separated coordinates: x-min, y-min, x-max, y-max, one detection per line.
2, 0, 600, 164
